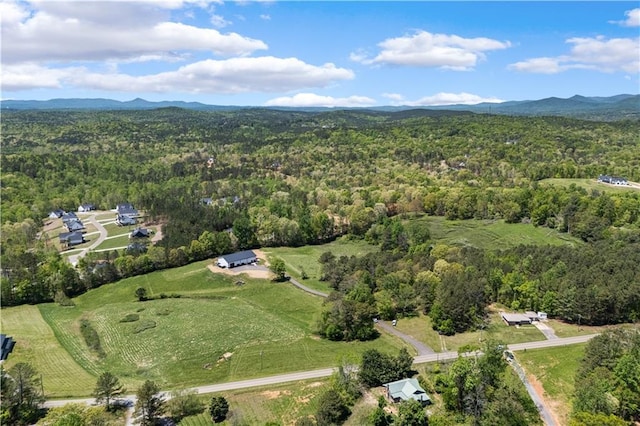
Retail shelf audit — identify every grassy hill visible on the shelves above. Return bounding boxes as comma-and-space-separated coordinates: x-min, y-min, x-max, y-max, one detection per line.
1, 259, 405, 397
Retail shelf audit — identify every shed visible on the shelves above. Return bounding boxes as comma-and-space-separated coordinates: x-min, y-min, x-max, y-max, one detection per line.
537, 312, 548, 320
0, 334, 16, 361
217, 250, 257, 268
524, 311, 539, 322
384, 378, 431, 405
501, 312, 532, 326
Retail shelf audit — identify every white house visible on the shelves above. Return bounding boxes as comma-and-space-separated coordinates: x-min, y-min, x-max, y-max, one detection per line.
217, 250, 257, 268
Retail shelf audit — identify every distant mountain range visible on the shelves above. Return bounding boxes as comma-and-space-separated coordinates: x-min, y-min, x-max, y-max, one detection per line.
2, 94, 638, 120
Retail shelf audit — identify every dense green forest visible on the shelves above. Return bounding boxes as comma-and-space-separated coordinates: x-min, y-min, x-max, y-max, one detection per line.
2, 109, 639, 334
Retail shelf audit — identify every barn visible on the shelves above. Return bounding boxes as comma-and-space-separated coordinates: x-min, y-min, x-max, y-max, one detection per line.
217, 250, 257, 268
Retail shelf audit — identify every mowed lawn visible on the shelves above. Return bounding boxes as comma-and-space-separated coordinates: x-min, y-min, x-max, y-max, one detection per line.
419, 216, 581, 250
13, 260, 404, 397
394, 310, 545, 353
264, 237, 379, 293
517, 344, 586, 425
0, 305, 97, 397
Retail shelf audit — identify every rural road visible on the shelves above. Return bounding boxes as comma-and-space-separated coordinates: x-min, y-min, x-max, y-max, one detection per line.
509, 354, 557, 426
287, 277, 437, 354
44, 333, 598, 425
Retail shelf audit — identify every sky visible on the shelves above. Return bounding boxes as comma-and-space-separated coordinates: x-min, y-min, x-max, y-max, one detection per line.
1, 1, 639, 107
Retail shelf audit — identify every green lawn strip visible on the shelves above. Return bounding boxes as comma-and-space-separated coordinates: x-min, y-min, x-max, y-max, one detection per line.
516, 343, 586, 425
179, 379, 331, 425
95, 212, 117, 221
264, 237, 378, 293
395, 312, 545, 353
540, 178, 639, 193
103, 222, 134, 235
545, 319, 614, 338
95, 234, 131, 251
20, 260, 405, 396
0, 305, 96, 398
418, 216, 581, 249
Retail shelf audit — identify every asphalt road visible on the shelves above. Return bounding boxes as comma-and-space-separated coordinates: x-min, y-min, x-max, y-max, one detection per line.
509, 355, 557, 426
44, 334, 598, 411
67, 213, 110, 266
375, 320, 435, 355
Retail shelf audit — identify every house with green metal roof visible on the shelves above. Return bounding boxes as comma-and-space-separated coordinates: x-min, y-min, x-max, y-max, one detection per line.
384, 378, 431, 405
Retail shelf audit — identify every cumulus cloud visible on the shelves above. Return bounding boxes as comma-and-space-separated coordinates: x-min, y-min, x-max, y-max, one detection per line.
509, 36, 640, 74
265, 93, 376, 107
1, 0, 267, 64
387, 92, 504, 106
352, 30, 510, 70
210, 14, 232, 28
260, 14, 271, 20
609, 8, 640, 27
2, 57, 354, 94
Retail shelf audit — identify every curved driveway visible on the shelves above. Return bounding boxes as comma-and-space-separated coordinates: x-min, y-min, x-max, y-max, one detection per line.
68, 213, 110, 266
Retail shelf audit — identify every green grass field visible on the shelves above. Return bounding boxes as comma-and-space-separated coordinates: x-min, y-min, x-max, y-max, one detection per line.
540, 178, 640, 193
179, 379, 329, 425
263, 237, 378, 293
517, 344, 586, 425
0, 305, 97, 397
394, 310, 545, 353
95, 234, 131, 251
3, 260, 405, 397
418, 216, 581, 250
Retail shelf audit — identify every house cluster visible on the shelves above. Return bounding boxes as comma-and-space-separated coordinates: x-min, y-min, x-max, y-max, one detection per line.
598, 175, 628, 185
116, 203, 139, 226
50, 209, 88, 247
501, 311, 547, 326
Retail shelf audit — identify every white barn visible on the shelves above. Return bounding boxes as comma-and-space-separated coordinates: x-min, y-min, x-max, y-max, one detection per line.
217, 250, 258, 268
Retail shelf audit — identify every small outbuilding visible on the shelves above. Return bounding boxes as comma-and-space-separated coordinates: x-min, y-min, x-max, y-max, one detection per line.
501, 312, 532, 326
217, 250, 257, 268
384, 378, 431, 405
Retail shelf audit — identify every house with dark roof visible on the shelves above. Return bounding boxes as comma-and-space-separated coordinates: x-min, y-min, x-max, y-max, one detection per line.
130, 227, 150, 238
59, 231, 84, 247
66, 220, 85, 232
501, 312, 532, 326
78, 203, 96, 212
598, 175, 628, 185
201, 197, 214, 206
217, 250, 257, 268
0, 334, 16, 361
49, 209, 65, 219
61, 212, 79, 223
116, 203, 139, 217
384, 378, 431, 405
116, 215, 137, 226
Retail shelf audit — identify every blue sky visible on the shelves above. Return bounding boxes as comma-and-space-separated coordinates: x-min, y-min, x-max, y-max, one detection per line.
1, 1, 638, 106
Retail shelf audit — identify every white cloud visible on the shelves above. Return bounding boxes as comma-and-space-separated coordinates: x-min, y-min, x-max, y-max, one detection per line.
264, 93, 376, 108
509, 36, 640, 74
382, 93, 405, 102
2, 57, 354, 94
260, 14, 271, 20
210, 14, 231, 28
1, 0, 267, 64
398, 92, 504, 106
353, 30, 510, 70
609, 8, 640, 27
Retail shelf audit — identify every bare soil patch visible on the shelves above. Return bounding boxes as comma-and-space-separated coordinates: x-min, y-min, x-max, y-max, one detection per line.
527, 373, 564, 426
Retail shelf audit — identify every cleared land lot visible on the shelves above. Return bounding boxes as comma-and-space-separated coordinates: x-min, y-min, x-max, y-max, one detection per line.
540, 178, 640, 193
3, 259, 405, 397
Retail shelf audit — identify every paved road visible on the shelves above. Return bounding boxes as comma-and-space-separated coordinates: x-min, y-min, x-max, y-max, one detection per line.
44, 334, 598, 408
509, 354, 557, 426
375, 320, 435, 355
288, 277, 329, 298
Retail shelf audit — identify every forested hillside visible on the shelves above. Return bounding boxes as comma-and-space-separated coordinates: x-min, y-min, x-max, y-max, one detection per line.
2, 109, 639, 331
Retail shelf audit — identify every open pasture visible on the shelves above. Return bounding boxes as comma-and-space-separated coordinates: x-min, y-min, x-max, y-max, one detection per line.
9, 260, 404, 396
540, 178, 640, 193
264, 237, 378, 293
419, 216, 581, 250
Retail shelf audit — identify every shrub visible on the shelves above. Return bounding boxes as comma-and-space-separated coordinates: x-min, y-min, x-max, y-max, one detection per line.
119, 314, 140, 323
80, 319, 105, 357
133, 320, 156, 334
